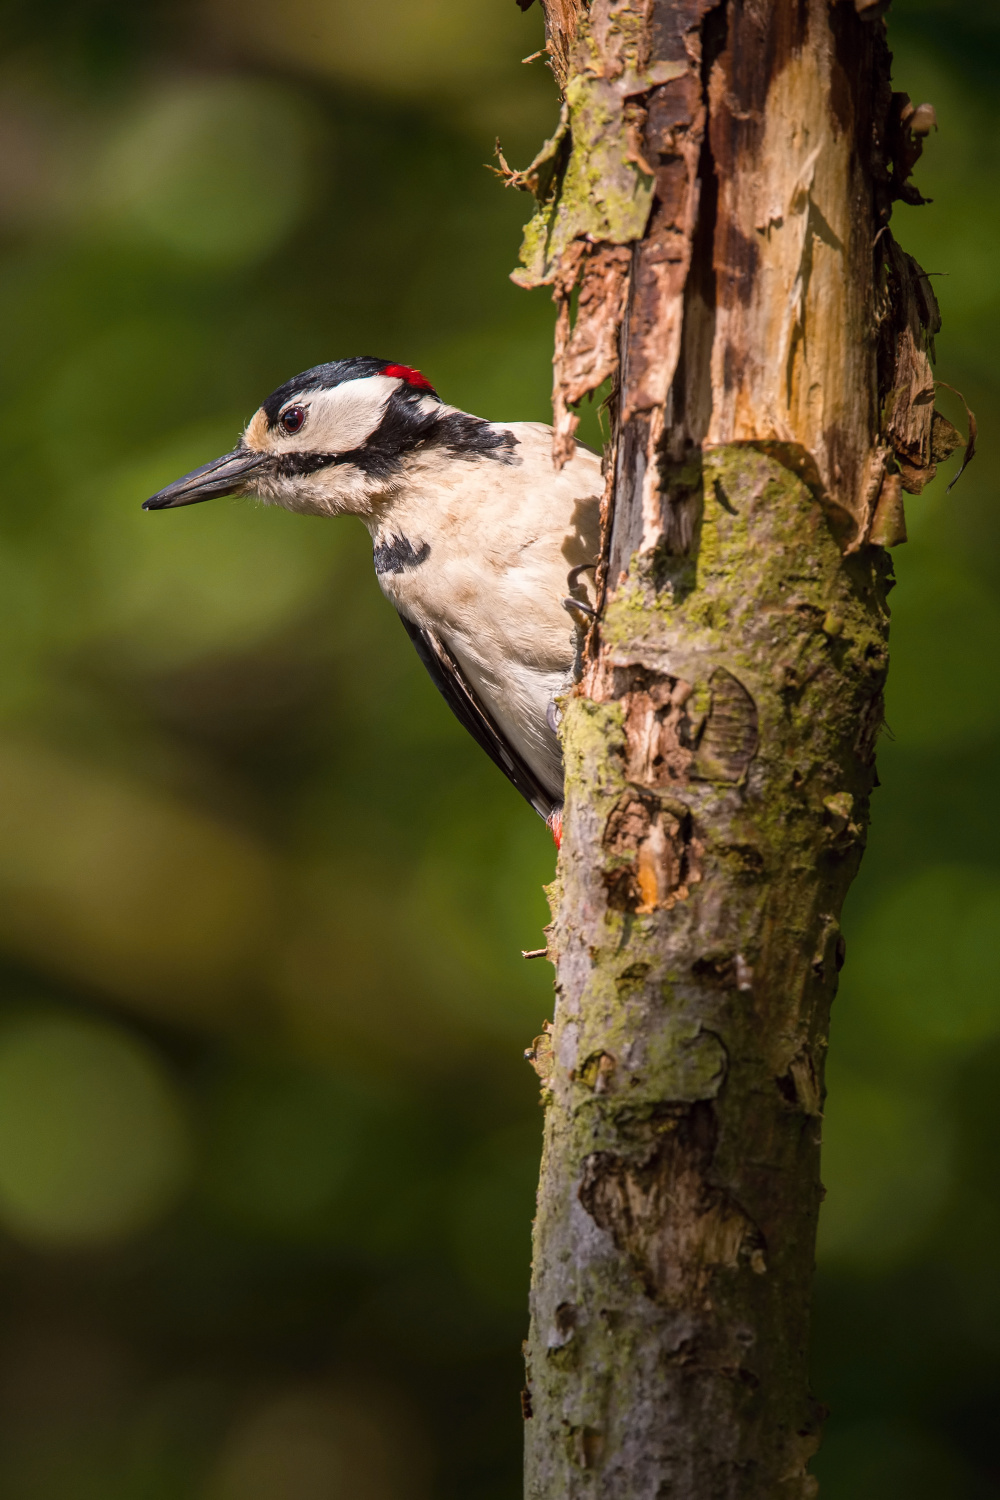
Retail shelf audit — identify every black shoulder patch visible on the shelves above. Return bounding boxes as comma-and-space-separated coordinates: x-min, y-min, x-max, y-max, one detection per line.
373, 534, 430, 575
430, 410, 520, 463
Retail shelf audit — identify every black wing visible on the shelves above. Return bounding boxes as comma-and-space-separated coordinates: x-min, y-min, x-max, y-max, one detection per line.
396, 612, 559, 821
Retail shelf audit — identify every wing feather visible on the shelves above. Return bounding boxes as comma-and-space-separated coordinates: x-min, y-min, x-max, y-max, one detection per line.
396, 611, 559, 821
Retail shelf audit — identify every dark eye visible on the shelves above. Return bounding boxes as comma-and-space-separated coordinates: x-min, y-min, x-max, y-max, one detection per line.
281, 406, 306, 433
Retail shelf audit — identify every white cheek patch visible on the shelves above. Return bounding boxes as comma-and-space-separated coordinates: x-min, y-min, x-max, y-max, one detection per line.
272, 374, 399, 455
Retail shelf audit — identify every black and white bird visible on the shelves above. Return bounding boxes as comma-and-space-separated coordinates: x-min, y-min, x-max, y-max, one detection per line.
143, 358, 602, 835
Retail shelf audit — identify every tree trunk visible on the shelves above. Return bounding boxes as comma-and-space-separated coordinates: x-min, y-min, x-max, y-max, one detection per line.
514, 1, 961, 1495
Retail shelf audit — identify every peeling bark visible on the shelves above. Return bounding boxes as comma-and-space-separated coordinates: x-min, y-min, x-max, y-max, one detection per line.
510, 1, 963, 1496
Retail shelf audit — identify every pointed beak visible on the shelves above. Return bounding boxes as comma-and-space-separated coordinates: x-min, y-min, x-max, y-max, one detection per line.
142, 448, 270, 510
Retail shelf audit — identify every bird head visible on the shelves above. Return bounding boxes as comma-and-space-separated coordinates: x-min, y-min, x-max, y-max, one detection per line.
143, 357, 447, 518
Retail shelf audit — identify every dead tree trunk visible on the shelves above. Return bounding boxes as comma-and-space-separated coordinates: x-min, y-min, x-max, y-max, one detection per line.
512, 1, 965, 1495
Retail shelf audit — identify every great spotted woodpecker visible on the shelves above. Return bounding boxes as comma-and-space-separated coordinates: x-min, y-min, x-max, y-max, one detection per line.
143, 358, 602, 833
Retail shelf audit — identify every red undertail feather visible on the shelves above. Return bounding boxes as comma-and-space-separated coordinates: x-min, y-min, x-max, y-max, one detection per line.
547, 809, 563, 849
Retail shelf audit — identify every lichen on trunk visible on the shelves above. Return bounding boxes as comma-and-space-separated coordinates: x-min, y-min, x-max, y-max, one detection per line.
509, 0, 963, 1495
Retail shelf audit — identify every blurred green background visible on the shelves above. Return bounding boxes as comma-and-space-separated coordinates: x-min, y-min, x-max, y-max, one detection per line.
0, 0, 995, 1494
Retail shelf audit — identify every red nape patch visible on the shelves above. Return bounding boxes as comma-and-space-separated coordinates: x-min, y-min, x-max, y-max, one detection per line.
383, 363, 435, 392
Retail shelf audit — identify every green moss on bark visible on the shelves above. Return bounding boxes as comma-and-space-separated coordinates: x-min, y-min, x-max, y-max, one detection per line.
525, 449, 890, 1499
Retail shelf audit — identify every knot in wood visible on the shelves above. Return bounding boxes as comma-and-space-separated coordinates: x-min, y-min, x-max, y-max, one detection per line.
578, 1103, 766, 1305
